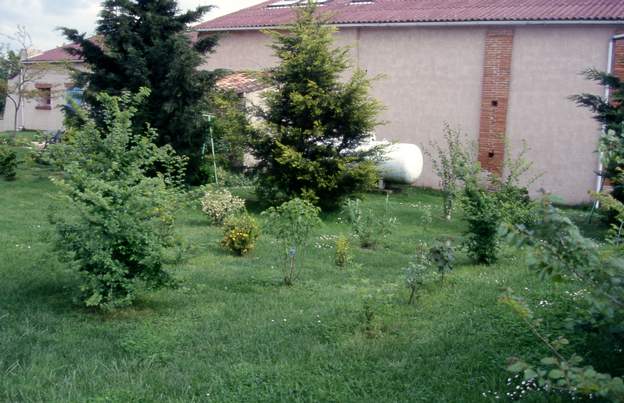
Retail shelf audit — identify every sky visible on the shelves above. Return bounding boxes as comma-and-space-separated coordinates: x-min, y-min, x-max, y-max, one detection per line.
0, 0, 266, 52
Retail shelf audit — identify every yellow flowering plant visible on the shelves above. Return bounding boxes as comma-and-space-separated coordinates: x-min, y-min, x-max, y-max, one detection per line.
221, 214, 260, 256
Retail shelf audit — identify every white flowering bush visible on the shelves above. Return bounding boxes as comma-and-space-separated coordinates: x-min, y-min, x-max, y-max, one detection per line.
200, 188, 245, 225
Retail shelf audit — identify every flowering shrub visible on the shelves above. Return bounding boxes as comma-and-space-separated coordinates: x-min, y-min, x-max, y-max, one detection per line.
334, 234, 352, 268
201, 188, 245, 225
221, 214, 260, 256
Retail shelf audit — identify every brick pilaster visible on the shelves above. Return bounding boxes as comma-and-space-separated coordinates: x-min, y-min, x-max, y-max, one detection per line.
478, 28, 514, 175
613, 29, 624, 81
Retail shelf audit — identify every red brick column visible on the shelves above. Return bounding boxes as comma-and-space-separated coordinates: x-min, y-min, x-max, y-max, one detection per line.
478, 28, 514, 175
613, 29, 624, 81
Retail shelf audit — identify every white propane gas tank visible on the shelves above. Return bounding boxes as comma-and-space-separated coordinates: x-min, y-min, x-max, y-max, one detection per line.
377, 142, 423, 184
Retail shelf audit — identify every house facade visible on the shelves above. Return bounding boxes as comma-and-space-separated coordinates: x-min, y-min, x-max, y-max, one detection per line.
195, 0, 624, 204
0, 45, 85, 133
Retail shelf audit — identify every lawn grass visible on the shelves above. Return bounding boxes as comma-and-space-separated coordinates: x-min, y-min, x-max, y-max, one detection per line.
0, 132, 611, 402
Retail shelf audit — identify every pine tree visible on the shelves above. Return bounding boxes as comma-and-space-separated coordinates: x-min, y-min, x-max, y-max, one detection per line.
61, 0, 219, 183
571, 69, 624, 203
252, 1, 383, 210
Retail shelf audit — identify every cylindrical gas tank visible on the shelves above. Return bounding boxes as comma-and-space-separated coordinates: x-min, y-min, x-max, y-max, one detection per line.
373, 142, 423, 184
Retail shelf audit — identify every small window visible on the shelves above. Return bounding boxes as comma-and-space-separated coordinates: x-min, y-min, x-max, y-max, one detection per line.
35, 84, 52, 110
66, 86, 83, 107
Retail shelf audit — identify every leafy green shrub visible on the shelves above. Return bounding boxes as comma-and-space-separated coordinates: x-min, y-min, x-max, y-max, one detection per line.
405, 242, 436, 304
461, 182, 503, 265
0, 146, 17, 180
495, 183, 538, 227
592, 191, 624, 245
500, 290, 624, 402
428, 239, 454, 282
221, 214, 260, 256
343, 195, 396, 248
506, 202, 624, 330
251, 2, 382, 210
492, 141, 540, 227
499, 203, 624, 401
572, 70, 624, 206
200, 188, 245, 225
426, 124, 479, 220
262, 198, 321, 285
334, 234, 352, 268
49, 89, 187, 310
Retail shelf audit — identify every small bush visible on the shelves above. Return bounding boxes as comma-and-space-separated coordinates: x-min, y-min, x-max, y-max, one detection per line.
50, 89, 186, 310
262, 198, 321, 285
343, 195, 396, 248
334, 234, 352, 268
405, 243, 436, 304
0, 146, 18, 180
201, 188, 245, 225
461, 182, 502, 265
221, 214, 260, 256
429, 239, 454, 282
426, 124, 479, 220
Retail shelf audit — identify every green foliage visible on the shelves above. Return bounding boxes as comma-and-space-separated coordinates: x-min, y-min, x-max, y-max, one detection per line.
404, 239, 454, 304
262, 198, 321, 285
221, 214, 260, 256
251, 1, 383, 209
501, 202, 624, 400
334, 234, 352, 268
0, 145, 17, 180
592, 190, 624, 245
505, 202, 624, 331
404, 242, 437, 304
426, 124, 479, 220
500, 290, 624, 402
428, 239, 454, 282
200, 187, 246, 225
61, 0, 220, 183
492, 140, 541, 227
343, 195, 397, 248
209, 90, 256, 171
461, 181, 503, 265
49, 89, 187, 310
571, 70, 624, 204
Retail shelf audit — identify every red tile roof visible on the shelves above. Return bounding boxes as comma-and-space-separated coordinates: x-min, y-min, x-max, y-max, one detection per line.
26, 43, 83, 63
216, 72, 268, 93
196, 0, 624, 31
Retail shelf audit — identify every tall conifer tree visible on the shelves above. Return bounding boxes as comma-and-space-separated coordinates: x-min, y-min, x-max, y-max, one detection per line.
61, 0, 219, 183
252, 1, 383, 209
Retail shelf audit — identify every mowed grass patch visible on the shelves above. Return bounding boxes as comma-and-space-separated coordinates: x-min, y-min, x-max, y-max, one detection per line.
0, 134, 608, 402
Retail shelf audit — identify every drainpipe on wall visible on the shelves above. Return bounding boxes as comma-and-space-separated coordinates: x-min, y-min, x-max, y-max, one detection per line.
595, 33, 624, 203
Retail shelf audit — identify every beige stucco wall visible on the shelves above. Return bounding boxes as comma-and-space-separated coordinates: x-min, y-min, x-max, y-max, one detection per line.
0, 64, 78, 133
200, 24, 618, 203
507, 25, 614, 203
201, 31, 276, 71
200, 27, 485, 189
356, 27, 486, 189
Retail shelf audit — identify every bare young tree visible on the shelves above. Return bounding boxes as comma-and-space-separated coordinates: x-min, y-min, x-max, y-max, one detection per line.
2, 26, 49, 136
